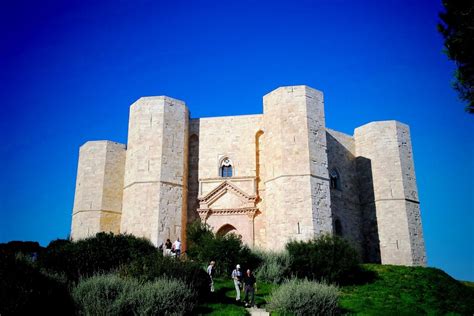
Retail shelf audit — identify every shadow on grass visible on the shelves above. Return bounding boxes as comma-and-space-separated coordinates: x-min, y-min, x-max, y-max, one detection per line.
339, 265, 378, 286
194, 279, 250, 315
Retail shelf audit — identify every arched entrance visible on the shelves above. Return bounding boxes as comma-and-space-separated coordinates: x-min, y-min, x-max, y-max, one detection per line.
197, 180, 259, 247
216, 224, 239, 237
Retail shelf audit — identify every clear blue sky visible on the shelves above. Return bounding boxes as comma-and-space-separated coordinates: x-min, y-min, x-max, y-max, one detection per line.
0, 0, 472, 280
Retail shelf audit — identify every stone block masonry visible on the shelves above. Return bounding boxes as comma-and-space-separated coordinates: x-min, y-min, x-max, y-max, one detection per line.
120, 96, 188, 246
263, 86, 332, 250
70, 85, 426, 267
71, 141, 126, 240
355, 121, 426, 266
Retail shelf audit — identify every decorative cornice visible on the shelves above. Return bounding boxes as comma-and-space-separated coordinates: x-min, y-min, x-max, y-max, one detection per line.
199, 176, 256, 182
197, 207, 259, 221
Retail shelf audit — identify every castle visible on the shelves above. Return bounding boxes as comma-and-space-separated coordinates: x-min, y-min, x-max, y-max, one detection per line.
71, 85, 426, 266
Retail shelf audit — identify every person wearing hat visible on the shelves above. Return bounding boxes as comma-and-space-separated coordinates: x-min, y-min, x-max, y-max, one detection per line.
231, 264, 242, 301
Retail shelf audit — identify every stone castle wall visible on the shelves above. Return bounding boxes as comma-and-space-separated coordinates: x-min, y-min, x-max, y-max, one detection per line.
189, 115, 264, 247
71, 141, 126, 240
70, 85, 426, 266
263, 86, 332, 250
354, 121, 426, 265
121, 96, 188, 246
326, 128, 364, 255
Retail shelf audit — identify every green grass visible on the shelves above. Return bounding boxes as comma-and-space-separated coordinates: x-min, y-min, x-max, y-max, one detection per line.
195, 265, 474, 315
340, 264, 474, 315
194, 278, 276, 315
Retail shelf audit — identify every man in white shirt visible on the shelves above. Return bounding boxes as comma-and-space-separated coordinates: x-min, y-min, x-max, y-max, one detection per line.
172, 238, 181, 258
207, 261, 216, 292
231, 264, 242, 301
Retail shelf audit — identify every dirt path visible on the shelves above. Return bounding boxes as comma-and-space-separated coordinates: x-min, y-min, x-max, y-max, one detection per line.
247, 306, 270, 316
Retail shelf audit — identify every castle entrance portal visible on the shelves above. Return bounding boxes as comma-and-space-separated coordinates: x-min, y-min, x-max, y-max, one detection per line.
216, 224, 239, 237
196, 180, 259, 247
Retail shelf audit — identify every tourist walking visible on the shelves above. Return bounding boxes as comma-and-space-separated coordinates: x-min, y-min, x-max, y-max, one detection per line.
207, 261, 216, 292
231, 264, 242, 301
243, 269, 257, 307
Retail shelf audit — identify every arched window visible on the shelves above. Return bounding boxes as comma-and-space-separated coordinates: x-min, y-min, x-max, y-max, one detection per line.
220, 158, 233, 177
330, 169, 341, 190
335, 219, 343, 236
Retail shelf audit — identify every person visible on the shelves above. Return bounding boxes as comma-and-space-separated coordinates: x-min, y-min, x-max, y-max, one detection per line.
207, 261, 216, 292
164, 238, 173, 256
172, 238, 181, 258
243, 269, 257, 307
231, 264, 242, 301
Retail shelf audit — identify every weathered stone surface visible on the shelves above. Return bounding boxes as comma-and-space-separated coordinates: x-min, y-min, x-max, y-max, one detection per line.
189, 114, 263, 247
354, 121, 426, 266
71, 141, 126, 240
326, 128, 363, 255
70, 85, 426, 267
120, 96, 188, 246
263, 86, 332, 250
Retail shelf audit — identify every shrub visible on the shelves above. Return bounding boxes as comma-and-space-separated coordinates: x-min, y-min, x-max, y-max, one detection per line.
119, 252, 210, 299
286, 234, 360, 284
124, 278, 196, 315
186, 221, 261, 277
254, 250, 290, 284
267, 278, 339, 316
73, 274, 130, 315
38, 232, 158, 282
0, 253, 74, 315
73, 275, 196, 315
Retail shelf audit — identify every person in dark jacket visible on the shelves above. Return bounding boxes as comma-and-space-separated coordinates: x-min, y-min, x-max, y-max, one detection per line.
164, 239, 172, 256
242, 269, 257, 307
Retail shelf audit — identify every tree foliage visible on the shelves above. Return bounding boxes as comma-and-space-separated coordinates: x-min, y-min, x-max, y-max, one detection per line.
0, 254, 74, 315
38, 232, 158, 282
119, 252, 210, 299
286, 234, 360, 284
438, 0, 474, 113
186, 221, 260, 277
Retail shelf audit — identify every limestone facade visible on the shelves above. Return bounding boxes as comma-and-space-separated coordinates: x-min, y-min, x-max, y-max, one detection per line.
70, 85, 427, 266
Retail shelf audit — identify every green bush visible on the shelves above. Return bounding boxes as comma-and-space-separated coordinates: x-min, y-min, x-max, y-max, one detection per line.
38, 232, 158, 282
254, 250, 290, 284
0, 253, 75, 315
119, 252, 210, 299
267, 278, 339, 316
186, 221, 261, 277
286, 234, 360, 284
73, 274, 129, 315
73, 275, 196, 315
124, 278, 196, 315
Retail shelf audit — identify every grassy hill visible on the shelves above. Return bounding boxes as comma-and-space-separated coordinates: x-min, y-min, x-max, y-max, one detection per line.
195, 264, 473, 315
340, 264, 474, 315
2, 238, 472, 315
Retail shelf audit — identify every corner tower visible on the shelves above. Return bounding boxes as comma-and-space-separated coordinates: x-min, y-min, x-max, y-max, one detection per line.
263, 86, 333, 250
120, 96, 189, 246
355, 121, 426, 266
71, 141, 126, 240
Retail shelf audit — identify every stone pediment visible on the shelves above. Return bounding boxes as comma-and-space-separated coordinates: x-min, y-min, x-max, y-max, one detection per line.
198, 181, 256, 210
